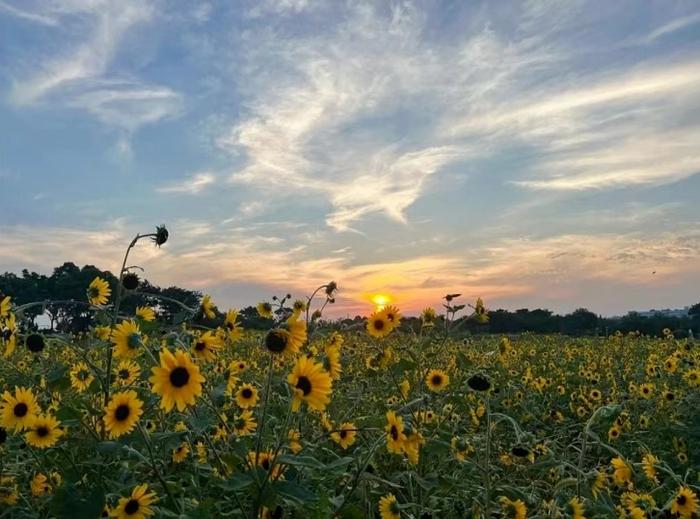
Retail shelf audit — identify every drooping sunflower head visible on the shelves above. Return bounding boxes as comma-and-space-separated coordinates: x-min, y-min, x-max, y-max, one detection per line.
121, 272, 140, 291
87, 277, 111, 306
150, 349, 205, 413
152, 224, 169, 246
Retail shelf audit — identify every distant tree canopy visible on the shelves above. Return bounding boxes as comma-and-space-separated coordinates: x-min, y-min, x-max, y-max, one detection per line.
0, 262, 202, 332
1, 263, 698, 337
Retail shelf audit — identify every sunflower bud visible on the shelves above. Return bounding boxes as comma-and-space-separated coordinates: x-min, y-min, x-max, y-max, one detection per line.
325, 281, 337, 297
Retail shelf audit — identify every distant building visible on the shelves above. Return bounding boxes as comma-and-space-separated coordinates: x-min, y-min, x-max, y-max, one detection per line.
636, 306, 691, 318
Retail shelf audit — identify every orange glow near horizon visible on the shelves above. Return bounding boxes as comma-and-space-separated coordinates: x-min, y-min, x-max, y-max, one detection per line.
370, 294, 391, 310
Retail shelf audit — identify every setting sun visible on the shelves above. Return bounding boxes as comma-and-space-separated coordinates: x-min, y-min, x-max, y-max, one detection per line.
371, 294, 391, 310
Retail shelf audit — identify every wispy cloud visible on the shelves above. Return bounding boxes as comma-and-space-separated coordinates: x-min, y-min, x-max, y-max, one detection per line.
157, 172, 216, 195
0, 0, 58, 26
5, 0, 181, 131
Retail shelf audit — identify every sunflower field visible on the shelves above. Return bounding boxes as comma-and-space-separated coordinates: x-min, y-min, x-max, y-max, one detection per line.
0, 229, 699, 518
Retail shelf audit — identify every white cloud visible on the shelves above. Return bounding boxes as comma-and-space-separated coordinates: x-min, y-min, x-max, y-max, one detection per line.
0, 1, 58, 26
6, 0, 181, 131
157, 172, 216, 195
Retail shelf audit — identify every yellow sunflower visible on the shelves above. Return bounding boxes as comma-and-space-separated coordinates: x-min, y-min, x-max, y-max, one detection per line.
69, 361, 95, 392
641, 453, 658, 483
201, 294, 216, 319
611, 457, 632, 487
287, 315, 307, 351
287, 356, 333, 412
324, 344, 342, 380
246, 450, 284, 480
1, 387, 40, 431
172, 441, 190, 463
499, 496, 527, 519
87, 277, 111, 306
104, 391, 143, 439
233, 410, 257, 436
385, 411, 407, 454
671, 486, 698, 518
224, 309, 243, 342
135, 306, 155, 322
30, 473, 52, 497
425, 369, 450, 392
367, 310, 392, 338
378, 493, 400, 519
0, 296, 10, 318
112, 484, 157, 519
95, 325, 112, 341
111, 320, 146, 359
330, 422, 357, 450
382, 305, 402, 326
191, 331, 222, 362
569, 497, 585, 519
115, 360, 141, 386
256, 302, 273, 319
235, 383, 259, 409
2, 313, 17, 357
25, 414, 63, 449
150, 349, 205, 412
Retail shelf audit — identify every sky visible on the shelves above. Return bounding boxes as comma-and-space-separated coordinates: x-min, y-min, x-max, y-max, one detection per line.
1, 0, 699, 318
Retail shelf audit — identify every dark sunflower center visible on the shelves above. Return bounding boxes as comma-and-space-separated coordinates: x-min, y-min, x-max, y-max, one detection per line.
241, 388, 253, 399
14, 402, 28, 417
261, 459, 270, 470
169, 367, 190, 388
390, 425, 399, 440
295, 376, 312, 396
124, 499, 140, 514
431, 375, 442, 386
127, 333, 141, 349
37, 426, 49, 437
226, 322, 235, 330
678, 495, 687, 505
89, 287, 100, 298
195, 341, 206, 351
265, 331, 288, 353
339, 430, 347, 439
119, 369, 130, 379
115, 404, 130, 421
373, 319, 384, 330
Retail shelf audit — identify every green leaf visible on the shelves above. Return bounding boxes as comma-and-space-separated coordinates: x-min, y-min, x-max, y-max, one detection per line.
49, 483, 105, 519
276, 454, 326, 470
273, 480, 317, 503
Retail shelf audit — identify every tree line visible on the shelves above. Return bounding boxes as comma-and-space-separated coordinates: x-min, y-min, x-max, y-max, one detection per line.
1, 263, 698, 337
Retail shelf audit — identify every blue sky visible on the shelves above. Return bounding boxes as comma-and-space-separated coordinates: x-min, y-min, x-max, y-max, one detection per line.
1, 0, 699, 317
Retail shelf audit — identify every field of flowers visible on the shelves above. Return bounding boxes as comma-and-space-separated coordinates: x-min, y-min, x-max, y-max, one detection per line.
0, 230, 699, 518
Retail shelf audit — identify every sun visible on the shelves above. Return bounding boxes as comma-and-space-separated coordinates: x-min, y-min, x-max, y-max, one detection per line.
371, 294, 391, 310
